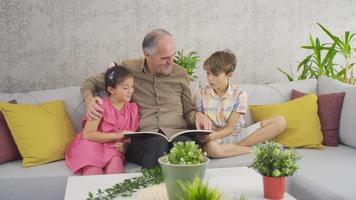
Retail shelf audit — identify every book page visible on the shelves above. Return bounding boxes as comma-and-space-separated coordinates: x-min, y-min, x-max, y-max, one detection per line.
124, 131, 169, 141
168, 129, 212, 142
123, 129, 212, 142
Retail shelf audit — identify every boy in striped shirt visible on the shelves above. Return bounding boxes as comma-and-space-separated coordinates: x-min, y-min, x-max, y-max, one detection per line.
196, 50, 286, 158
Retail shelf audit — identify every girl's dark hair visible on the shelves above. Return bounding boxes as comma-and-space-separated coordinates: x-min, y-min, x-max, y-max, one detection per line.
104, 63, 133, 94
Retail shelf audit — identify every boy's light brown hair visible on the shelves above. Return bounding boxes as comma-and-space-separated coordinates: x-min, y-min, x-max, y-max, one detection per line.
203, 49, 237, 75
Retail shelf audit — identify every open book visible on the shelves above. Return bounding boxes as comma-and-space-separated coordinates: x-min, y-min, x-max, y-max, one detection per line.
124, 129, 212, 142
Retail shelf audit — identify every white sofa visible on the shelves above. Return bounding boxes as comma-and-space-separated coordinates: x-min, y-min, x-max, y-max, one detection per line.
1, 76, 355, 200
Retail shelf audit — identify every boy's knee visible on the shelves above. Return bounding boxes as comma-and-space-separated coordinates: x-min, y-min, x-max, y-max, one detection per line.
204, 142, 222, 158
275, 115, 287, 132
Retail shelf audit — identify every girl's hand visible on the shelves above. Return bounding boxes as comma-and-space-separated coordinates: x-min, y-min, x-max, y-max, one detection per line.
115, 130, 131, 142
114, 142, 129, 153
114, 142, 124, 153
114, 133, 125, 142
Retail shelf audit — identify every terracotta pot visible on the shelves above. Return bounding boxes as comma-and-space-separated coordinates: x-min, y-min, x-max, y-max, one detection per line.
263, 176, 285, 199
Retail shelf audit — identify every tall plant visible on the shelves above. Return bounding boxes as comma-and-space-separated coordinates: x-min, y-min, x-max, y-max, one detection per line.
278, 23, 356, 84
318, 23, 356, 84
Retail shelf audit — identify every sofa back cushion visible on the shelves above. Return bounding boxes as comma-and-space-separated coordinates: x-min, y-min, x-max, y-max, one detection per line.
291, 89, 345, 146
0, 100, 22, 164
239, 78, 317, 126
0, 100, 75, 167
0, 86, 85, 133
250, 94, 323, 148
317, 76, 356, 148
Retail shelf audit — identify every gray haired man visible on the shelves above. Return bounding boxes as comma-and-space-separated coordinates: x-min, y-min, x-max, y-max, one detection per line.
80, 28, 212, 169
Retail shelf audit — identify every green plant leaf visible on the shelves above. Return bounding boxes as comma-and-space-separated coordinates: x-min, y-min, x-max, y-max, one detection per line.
167, 141, 206, 165
277, 67, 294, 81
86, 167, 163, 199
177, 177, 221, 200
318, 23, 343, 48
174, 50, 200, 81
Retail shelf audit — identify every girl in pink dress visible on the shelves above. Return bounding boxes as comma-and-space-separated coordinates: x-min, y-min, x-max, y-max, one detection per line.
66, 65, 138, 175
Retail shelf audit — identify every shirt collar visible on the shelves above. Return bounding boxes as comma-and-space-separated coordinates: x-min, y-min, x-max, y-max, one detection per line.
207, 81, 233, 98
140, 59, 149, 73
140, 58, 170, 77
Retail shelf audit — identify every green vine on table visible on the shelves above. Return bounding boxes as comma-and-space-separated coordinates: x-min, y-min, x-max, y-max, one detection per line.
86, 167, 163, 200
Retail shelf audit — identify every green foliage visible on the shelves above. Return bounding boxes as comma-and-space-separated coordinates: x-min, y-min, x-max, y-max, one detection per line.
174, 50, 200, 81
249, 141, 301, 177
165, 141, 206, 165
86, 167, 163, 200
278, 23, 356, 84
238, 194, 248, 200
177, 177, 221, 200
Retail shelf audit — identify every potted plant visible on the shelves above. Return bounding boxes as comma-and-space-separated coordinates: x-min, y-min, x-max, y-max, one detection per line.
174, 50, 202, 103
174, 50, 200, 81
177, 176, 221, 200
249, 141, 301, 199
158, 141, 209, 200
277, 23, 356, 84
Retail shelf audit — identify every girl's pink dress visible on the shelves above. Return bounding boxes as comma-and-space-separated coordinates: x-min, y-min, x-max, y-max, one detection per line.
65, 97, 139, 174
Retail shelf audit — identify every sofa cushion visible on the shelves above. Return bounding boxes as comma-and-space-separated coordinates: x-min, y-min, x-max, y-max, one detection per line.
0, 86, 85, 133
239, 78, 317, 126
317, 76, 356, 148
291, 89, 345, 146
250, 94, 323, 148
288, 145, 356, 200
0, 100, 21, 164
0, 100, 75, 167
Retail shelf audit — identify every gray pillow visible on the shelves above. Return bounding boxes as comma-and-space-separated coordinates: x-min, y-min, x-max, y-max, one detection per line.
317, 76, 356, 148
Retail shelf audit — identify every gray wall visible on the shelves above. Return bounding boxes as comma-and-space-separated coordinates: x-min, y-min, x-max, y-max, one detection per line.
1, 0, 355, 93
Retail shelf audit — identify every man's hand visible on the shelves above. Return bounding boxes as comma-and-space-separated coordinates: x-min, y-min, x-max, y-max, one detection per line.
195, 112, 212, 130
86, 96, 104, 120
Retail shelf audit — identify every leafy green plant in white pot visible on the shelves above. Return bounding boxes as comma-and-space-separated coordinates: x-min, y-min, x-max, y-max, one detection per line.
158, 141, 209, 200
249, 141, 301, 200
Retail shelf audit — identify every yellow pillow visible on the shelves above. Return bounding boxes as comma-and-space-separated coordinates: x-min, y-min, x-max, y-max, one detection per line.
0, 100, 75, 167
249, 93, 323, 148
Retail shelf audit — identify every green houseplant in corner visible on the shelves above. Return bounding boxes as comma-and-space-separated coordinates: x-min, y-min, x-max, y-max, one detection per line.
278, 23, 356, 84
174, 50, 200, 81
249, 141, 301, 200
158, 141, 209, 200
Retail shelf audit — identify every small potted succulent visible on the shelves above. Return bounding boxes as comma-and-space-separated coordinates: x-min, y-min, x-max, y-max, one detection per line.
249, 141, 301, 199
158, 141, 209, 200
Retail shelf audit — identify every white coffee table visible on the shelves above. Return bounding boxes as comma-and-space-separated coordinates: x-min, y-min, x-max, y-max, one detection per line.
64, 167, 296, 200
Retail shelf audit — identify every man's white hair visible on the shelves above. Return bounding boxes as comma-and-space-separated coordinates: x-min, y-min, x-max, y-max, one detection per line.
142, 28, 172, 55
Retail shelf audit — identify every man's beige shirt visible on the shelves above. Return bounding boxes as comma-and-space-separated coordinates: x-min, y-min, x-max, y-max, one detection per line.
81, 58, 196, 138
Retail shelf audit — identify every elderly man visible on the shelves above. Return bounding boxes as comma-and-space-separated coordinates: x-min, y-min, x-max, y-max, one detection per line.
80, 28, 211, 169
